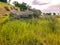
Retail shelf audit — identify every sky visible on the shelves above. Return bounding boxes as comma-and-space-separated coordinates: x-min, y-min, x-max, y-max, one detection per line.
10, 0, 60, 13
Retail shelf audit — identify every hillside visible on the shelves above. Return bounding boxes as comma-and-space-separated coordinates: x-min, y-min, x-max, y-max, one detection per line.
0, 2, 20, 15
0, 2, 20, 25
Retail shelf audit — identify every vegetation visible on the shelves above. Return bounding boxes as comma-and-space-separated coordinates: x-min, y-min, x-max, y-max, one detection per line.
53, 13, 56, 15
13, 1, 28, 11
0, 0, 7, 3
10, 1, 42, 19
0, 15, 60, 45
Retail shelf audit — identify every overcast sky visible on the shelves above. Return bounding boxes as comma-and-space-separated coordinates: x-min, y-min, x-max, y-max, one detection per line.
10, 0, 60, 13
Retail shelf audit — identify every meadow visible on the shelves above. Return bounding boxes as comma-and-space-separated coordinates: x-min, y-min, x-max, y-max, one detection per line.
0, 15, 60, 45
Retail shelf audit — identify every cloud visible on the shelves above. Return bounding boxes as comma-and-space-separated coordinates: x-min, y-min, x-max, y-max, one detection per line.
32, 0, 60, 13
42, 5, 60, 13
32, 0, 49, 5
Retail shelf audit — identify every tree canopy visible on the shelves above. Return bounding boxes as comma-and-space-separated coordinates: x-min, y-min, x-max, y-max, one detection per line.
13, 1, 30, 11
0, 0, 7, 3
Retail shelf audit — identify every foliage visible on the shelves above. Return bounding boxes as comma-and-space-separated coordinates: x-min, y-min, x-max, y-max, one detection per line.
9, 9, 42, 19
0, 0, 7, 3
53, 13, 56, 15
46, 13, 51, 15
13, 1, 27, 11
31, 9, 42, 17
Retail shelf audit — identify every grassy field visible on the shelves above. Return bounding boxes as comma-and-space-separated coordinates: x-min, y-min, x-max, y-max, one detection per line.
0, 15, 60, 45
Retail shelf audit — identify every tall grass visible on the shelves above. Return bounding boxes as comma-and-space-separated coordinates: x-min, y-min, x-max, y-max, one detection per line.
0, 15, 60, 45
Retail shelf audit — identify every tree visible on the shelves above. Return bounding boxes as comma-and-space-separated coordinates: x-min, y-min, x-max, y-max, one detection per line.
13, 1, 27, 11
13, 1, 20, 7
20, 2, 27, 11
53, 13, 56, 15
13, 1, 42, 18
46, 13, 51, 15
0, 0, 7, 3
31, 8, 42, 17
26, 5, 31, 10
